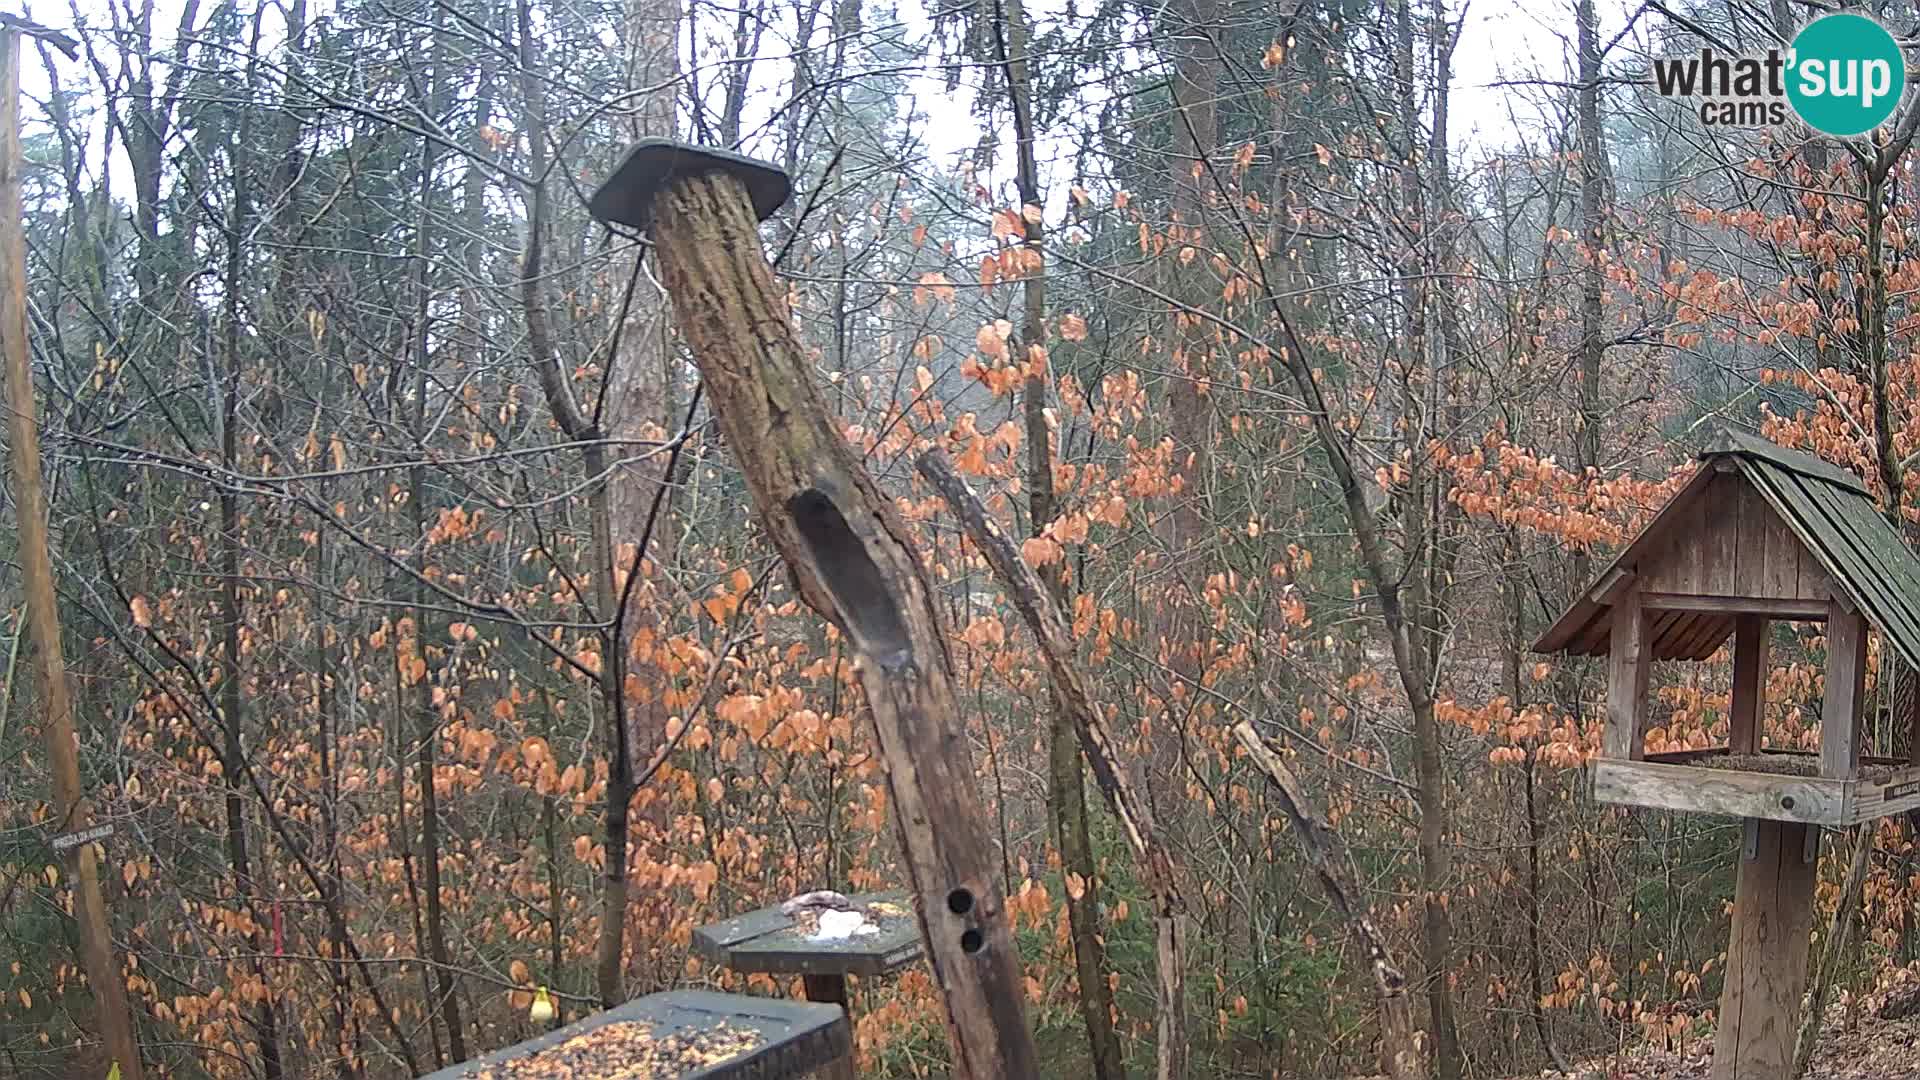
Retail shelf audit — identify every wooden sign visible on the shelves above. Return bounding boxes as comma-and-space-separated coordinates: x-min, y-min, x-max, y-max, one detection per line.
1881, 778, 1920, 802
49, 823, 113, 852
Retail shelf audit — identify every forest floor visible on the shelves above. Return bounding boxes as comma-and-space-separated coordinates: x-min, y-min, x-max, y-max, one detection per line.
1526, 998, 1920, 1079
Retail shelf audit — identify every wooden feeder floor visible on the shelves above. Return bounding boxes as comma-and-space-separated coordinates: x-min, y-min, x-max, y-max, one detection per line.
1594, 750, 1920, 826
1693, 752, 1896, 783
693, 891, 923, 977
418, 990, 849, 1080
468, 1020, 762, 1080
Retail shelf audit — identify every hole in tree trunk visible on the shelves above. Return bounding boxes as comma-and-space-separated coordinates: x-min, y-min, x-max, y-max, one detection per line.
787, 486, 913, 666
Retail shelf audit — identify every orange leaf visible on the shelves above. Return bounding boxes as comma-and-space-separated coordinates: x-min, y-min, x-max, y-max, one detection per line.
130, 596, 153, 628
1021, 537, 1063, 567
976, 324, 1008, 362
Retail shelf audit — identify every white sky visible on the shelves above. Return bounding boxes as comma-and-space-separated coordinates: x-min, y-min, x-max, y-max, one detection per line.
15, 0, 1643, 219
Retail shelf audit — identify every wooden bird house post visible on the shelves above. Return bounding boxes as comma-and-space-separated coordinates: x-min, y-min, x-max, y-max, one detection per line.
588, 141, 1040, 1078
1536, 430, 1920, 1080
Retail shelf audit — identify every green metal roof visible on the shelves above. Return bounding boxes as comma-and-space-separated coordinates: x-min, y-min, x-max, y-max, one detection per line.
1714, 430, 1920, 671
1534, 429, 1920, 670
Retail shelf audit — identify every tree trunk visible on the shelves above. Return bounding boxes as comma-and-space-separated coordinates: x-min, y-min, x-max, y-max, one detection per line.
992, 0, 1125, 1074
635, 163, 1041, 1079
1794, 825, 1870, 1077
1162, 0, 1218, 590
219, 19, 281, 1070
1389, 0, 1460, 1071
602, 0, 682, 997
314, 492, 360, 1079
514, 0, 638, 1008
1572, 0, 1606, 592
0, 29, 146, 1080
407, 16, 466, 1055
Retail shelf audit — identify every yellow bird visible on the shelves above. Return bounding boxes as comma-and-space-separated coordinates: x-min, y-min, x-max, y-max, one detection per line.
528, 986, 556, 1024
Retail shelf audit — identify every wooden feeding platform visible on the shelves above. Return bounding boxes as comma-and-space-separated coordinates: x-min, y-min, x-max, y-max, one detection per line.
693, 891, 922, 986
1536, 430, 1920, 1080
1594, 748, 1920, 826
694, 891, 924, 1080
418, 990, 850, 1080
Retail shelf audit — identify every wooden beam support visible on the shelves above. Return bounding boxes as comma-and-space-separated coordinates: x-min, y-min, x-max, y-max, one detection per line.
600, 146, 1039, 1078
1606, 587, 1652, 760
1592, 759, 1846, 825
800, 976, 857, 1080
1822, 599, 1868, 781
1730, 616, 1768, 755
1908, 671, 1920, 766
1590, 566, 1636, 605
1640, 593, 1828, 620
1711, 820, 1817, 1080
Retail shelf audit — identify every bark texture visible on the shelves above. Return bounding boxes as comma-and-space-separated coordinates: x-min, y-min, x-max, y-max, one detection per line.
643, 169, 1040, 1080
0, 29, 147, 1080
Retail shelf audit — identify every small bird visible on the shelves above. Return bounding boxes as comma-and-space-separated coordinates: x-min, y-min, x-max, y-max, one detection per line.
528, 985, 555, 1024
779, 889, 855, 917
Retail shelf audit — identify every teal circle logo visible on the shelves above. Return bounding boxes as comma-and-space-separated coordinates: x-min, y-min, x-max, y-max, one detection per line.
1787, 14, 1905, 137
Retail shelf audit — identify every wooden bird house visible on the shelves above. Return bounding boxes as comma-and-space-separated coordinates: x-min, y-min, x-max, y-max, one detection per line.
1535, 429, 1920, 1079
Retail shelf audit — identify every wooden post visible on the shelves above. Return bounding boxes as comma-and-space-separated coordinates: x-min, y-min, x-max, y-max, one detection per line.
1712, 819, 1817, 1080
591, 141, 1039, 1079
1897, 646, 1920, 765
1906, 662, 1920, 765
1729, 615, 1768, 755
1822, 598, 1867, 780
0, 28, 145, 1080
1605, 587, 1651, 760
801, 975, 857, 1080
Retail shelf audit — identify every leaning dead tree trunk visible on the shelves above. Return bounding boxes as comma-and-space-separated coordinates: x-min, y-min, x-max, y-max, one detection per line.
918, 450, 1187, 1080
589, 141, 1040, 1079
1231, 721, 1422, 1080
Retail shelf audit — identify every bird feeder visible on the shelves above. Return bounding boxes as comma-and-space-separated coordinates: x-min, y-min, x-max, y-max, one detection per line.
1535, 429, 1920, 1079
416, 990, 850, 1079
